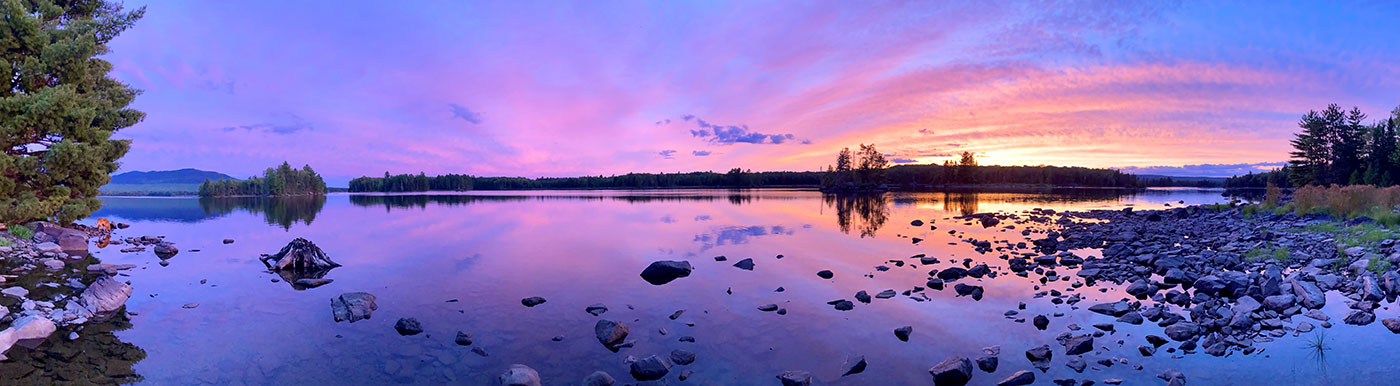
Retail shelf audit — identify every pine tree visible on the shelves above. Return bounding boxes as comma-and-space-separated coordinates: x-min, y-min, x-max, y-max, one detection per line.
0, 1, 145, 223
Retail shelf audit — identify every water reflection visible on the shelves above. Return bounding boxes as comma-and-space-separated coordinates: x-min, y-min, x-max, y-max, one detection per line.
0, 314, 146, 384
199, 196, 325, 230
823, 194, 889, 237
346, 191, 760, 212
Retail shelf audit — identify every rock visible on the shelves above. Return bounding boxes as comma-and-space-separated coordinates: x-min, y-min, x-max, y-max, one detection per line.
35, 242, 62, 253
1025, 345, 1052, 371
455, 331, 473, 345
498, 364, 541, 386
640, 260, 693, 285
42, 259, 64, 270
832, 300, 855, 311
1033, 315, 1049, 330
331, 292, 378, 322
154, 242, 179, 258
1064, 335, 1093, 355
1291, 279, 1326, 309
1138, 345, 1156, 356
1115, 312, 1144, 325
1164, 322, 1199, 341
395, 318, 423, 335
1263, 294, 1295, 311
1383, 318, 1400, 333
581, 371, 615, 386
911, 220, 925, 226
1126, 279, 1156, 298
855, 290, 871, 303
670, 349, 696, 365
294, 278, 333, 288
817, 270, 834, 279
778, 370, 812, 386
629, 355, 670, 381
841, 355, 868, 376
29, 222, 88, 252
928, 356, 974, 386
669, 310, 685, 320
976, 355, 998, 373
1205, 341, 1228, 357
521, 296, 547, 307
894, 326, 913, 341
182, 303, 199, 309
223, 238, 235, 244
876, 289, 897, 299
70, 276, 132, 320
2, 286, 29, 298
586, 304, 608, 316
1344, 310, 1375, 326
595, 320, 629, 348
1065, 357, 1086, 373
733, 258, 755, 270
1088, 301, 1131, 317
0, 316, 57, 360
758, 304, 779, 312
997, 370, 1035, 386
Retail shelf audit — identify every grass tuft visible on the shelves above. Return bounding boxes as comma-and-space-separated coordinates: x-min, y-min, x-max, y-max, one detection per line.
7, 224, 32, 240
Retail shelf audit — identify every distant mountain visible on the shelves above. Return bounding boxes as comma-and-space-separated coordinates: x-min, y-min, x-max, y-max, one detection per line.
110, 168, 235, 184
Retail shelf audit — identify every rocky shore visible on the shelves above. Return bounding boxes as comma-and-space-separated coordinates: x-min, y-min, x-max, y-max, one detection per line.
0, 222, 138, 363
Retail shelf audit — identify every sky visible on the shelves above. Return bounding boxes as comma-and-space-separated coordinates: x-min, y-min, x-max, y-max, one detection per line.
104, 0, 1400, 184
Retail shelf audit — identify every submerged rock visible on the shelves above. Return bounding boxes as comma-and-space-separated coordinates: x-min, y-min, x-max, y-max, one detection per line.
777, 370, 812, 386
640, 260, 693, 285
997, 370, 1035, 386
154, 242, 179, 259
581, 371, 615, 386
455, 331, 473, 345
586, 304, 609, 316
331, 292, 378, 322
733, 258, 755, 270
395, 318, 423, 335
928, 356, 974, 385
0, 315, 57, 360
841, 355, 868, 376
595, 320, 629, 348
499, 364, 542, 386
894, 326, 913, 341
521, 296, 547, 307
629, 355, 670, 381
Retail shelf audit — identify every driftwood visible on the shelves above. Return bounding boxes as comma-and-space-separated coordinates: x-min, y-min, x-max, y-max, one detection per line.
261, 238, 340, 271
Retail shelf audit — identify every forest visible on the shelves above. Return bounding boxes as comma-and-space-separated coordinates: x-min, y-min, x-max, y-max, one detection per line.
198, 162, 327, 197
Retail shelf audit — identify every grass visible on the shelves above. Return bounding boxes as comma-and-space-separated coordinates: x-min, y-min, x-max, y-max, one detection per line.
0, 237, 9, 247
1305, 330, 1330, 362
1368, 255, 1392, 275
1203, 203, 1233, 212
7, 224, 32, 240
1292, 184, 1400, 218
1245, 242, 1291, 263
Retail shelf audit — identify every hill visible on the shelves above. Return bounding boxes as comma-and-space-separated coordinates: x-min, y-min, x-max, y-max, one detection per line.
102, 168, 236, 196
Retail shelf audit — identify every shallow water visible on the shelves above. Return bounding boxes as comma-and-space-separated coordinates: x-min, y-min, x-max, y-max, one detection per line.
9, 188, 1399, 385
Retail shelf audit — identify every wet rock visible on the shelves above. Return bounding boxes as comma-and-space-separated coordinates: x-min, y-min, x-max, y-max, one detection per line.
876, 289, 897, 299
817, 270, 834, 279
0, 315, 56, 360
733, 258, 755, 270
953, 283, 984, 300
395, 318, 423, 335
1064, 335, 1093, 355
937, 267, 968, 280
1088, 301, 1131, 317
629, 355, 671, 381
1065, 357, 1086, 373
831, 299, 855, 311
1262, 294, 1295, 311
855, 290, 871, 303
1383, 318, 1400, 334
895, 326, 913, 341
581, 371, 615, 386
1125, 279, 1156, 298
1025, 345, 1052, 371
997, 370, 1035, 386
778, 370, 812, 386
586, 304, 609, 316
669, 310, 685, 320
928, 356, 974, 386
976, 355, 998, 373
758, 304, 779, 312
1291, 279, 1326, 309
71, 276, 132, 320
841, 355, 867, 376
455, 331, 473, 345
498, 364, 541, 386
1033, 315, 1049, 330
1138, 345, 1156, 356
640, 260, 693, 285
223, 238, 235, 244
154, 242, 179, 259
1164, 322, 1199, 341
182, 302, 199, 309
1344, 310, 1375, 326
595, 320, 629, 348
1115, 312, 1144, 325
670, 349, 696, 365
331, 292, 378, 322
521, 296, 547, 307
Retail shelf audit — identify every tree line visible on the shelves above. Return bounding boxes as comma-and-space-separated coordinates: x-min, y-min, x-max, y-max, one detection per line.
199, 162, 327, 197
1286, 104, 1400, 187
822, 147, 1139, 190
348, 173, 474, 192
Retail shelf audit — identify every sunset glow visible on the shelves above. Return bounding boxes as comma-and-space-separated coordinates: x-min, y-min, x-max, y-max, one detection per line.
106, 1, 1399, 183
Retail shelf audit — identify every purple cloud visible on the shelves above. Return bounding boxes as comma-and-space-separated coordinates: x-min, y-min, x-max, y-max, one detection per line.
448, 104, 482, 124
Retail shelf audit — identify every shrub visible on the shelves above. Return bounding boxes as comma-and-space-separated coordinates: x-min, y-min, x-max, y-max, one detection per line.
1292, 185, 1400, 218
7, 224, 33, 240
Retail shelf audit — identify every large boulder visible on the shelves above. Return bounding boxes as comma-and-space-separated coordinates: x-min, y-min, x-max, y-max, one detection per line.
331, 292, 378, 322
595, 320, 629, 348
629, 355, 670, 381
640, 260, 693, 285
28, 221, 88, 254
928, 356, 974, 385
499, 364, 542, 386
0, 316, 57, 360
72, 276, 132, 320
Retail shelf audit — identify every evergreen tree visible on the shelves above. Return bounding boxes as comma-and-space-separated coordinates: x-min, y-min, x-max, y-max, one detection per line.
0, 1, 145, 223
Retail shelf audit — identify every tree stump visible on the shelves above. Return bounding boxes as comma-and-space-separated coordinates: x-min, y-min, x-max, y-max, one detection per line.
261, 238, 340, 271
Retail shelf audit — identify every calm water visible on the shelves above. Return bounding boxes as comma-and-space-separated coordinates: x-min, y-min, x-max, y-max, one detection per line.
11, 188, 1399, 385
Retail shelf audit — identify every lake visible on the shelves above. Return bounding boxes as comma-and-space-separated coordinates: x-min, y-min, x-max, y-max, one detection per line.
6, 188, 1395, 385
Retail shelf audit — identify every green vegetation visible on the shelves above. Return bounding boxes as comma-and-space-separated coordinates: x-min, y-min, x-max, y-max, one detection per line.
199, 162, 326, 197
0, 1, 146, 224
820, 144, 889, 191
8, 224, 33, 240
0, 237, 10, 247
349, 173, 473, 192
1368, 255, 1392, 275
1289, 104, 1400, 187
1245, 242, 1291, 263
100, 183, 201, 195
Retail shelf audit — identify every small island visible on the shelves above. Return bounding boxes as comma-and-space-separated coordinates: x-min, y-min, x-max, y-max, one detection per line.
198, 162, 327, 197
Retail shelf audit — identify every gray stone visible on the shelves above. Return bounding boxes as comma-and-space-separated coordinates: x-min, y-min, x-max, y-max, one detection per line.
0, 316, 56, 360
629, 355, 670, 381
581, 371, 615, 386
1064, 335, 1093, 355
997, 370, 1035, 386
595, 320, 629, 348
640, 260, 693, 285
498, 364, 541, 386
777, 370, 812, 386
928, 356, 974, 385
331, 292, 378, 322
